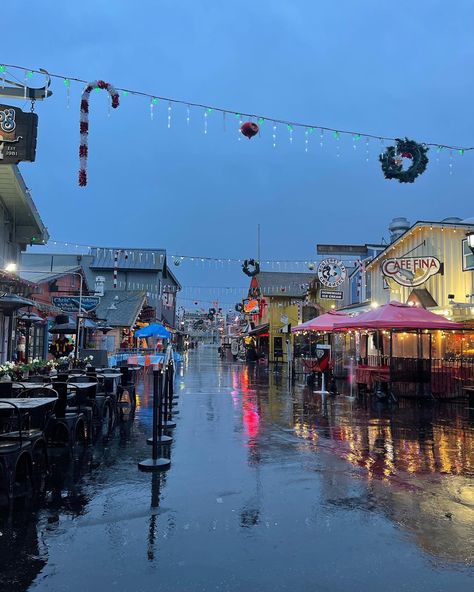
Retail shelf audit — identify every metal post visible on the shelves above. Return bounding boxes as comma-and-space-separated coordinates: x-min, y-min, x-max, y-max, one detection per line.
139, 368, 171, 471
74, 274, 83, 360
147, 367, 172, 445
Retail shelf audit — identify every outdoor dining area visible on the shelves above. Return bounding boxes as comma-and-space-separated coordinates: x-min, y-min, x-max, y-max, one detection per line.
0, 360, 140, 506
292, 301, 474, 400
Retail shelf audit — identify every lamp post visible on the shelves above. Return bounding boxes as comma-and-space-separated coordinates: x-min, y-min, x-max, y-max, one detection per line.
4, 265, 84, 360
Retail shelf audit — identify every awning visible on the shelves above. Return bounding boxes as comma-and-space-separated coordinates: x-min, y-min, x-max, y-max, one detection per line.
333, 301, 464, 331
292, 310, 349, 333
248, 323, 269, 336
135, 323, 170, 339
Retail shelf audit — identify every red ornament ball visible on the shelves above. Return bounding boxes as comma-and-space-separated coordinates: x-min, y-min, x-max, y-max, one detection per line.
401, 152, 413, 159
240, 121, 259, 139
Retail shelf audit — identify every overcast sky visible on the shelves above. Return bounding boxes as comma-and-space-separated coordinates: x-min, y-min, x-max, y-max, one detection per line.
5, 1, 474, 310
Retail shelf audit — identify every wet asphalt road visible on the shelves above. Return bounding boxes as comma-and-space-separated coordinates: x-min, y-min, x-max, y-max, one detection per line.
1, 346, 473, 591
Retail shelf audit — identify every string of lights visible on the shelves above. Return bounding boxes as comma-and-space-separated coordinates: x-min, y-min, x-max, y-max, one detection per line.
1, 63, 472, 152
38, 239, 365, 268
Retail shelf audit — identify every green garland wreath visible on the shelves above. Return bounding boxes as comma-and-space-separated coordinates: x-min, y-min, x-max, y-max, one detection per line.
242, 258, 260, 277
379, 138, 429, 183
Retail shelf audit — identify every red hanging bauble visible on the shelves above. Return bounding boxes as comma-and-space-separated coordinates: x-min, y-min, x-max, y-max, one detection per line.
240, 121, 259, 139
401, 152, 413, 159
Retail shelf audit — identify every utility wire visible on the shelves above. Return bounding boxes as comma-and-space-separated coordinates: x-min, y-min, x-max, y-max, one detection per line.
2, 63, 472, 151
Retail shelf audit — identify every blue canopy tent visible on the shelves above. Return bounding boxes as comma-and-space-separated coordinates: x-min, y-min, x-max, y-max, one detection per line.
135, 323, 171, 339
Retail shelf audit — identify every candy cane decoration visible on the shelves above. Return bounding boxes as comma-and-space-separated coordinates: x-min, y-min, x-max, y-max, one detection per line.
113, 249, 129, 288
79, 79, 120, 187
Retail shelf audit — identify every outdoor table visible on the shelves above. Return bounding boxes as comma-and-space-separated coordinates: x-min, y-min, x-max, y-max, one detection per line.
0, 397, 57, 410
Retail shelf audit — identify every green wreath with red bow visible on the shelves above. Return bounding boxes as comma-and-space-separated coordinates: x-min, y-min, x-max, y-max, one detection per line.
379, 138, 429, 183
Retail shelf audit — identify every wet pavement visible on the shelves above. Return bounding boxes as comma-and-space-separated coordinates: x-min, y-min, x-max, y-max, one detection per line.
1, 346, 473, 591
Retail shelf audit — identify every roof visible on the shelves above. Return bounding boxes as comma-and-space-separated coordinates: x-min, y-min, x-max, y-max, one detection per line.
366, 220, 474, 270
0, 165, 49, 245
19, 265, 83, 284
94, 291, 146, 327
256, 272, 318, 297
89, 247, 166, 271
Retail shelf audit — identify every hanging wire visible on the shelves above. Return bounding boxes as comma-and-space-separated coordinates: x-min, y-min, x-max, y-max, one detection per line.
1, 62, 472, 152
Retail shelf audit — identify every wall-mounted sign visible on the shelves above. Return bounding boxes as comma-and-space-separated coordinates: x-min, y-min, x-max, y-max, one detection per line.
381, 256, 442, 287
243, 298, 259, 314
320, 290, 344, 300
317, 258, 347, 288
52, 296, 100, 313
0, 104, 38, 164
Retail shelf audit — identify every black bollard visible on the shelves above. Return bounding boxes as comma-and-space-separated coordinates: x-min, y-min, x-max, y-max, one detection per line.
162, 362, 176, 429
147, 367, 172, 446
167, 361, 179, 414
139, 369, 171, 471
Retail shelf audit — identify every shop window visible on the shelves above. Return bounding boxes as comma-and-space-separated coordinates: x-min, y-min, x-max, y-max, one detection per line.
462, 239, 474, 271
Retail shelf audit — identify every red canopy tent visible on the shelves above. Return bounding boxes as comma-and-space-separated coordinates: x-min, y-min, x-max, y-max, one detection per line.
292, 310, 350, 333
333, 301, 463, 331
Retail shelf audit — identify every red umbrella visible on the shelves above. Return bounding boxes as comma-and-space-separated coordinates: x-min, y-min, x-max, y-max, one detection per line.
292, 310, 350, 333
333, 301, 463, 331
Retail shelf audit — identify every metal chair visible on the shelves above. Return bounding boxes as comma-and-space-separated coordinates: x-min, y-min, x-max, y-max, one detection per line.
0, 401, 42, 504
0, 382, 13, 398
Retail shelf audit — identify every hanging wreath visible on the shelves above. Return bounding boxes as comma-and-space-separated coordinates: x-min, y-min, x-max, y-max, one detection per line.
235, 303, 243, 312
242, 259, 260, 277
379, 138, 429, 183
79, 79, 120, 187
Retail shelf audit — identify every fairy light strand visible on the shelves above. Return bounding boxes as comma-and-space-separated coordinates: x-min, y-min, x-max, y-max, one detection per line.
2, 63, 472, 151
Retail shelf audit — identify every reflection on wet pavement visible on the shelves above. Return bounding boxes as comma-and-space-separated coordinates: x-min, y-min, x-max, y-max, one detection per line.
0, 347, 473, 592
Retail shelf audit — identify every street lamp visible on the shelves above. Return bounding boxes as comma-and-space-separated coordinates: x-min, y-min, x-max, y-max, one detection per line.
466, 231, 474, 255
4, 265, 84, 360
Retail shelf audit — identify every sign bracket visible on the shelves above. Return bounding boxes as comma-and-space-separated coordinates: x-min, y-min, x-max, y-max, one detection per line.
0, 69, 53, 101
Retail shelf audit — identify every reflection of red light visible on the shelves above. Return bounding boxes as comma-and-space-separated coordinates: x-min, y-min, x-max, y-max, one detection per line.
242, 390, 260, 438
243, 402, 260, 438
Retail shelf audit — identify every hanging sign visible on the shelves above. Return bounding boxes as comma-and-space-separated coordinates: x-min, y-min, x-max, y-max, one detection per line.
381, 256, 442, 287
243, 298, 259, 314
52, 296, 100, 313
0, 104, 38, 164
320, 290, 344, 300
317, 258, 346, 288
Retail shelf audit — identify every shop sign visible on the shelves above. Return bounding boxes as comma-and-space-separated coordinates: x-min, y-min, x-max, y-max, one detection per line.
381, 256, 442, 287
320, 290, 344, 300
52, 296, 100, 313
317, 258, 347, 288
243, 298, 259, 314
0, 104, 38, 164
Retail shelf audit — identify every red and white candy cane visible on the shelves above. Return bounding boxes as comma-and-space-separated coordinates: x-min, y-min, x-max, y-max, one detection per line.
79, 80, 120, 187
113, 250, 128, 288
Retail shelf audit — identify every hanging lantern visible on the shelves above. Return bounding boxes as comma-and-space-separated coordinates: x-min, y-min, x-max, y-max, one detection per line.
240, 121, 259, 139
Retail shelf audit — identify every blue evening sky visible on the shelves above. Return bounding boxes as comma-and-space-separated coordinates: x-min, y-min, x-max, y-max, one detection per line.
4, 1, 474, 310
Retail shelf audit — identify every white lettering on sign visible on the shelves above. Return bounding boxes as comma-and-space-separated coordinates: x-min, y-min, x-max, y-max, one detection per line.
381, 256, 442, 287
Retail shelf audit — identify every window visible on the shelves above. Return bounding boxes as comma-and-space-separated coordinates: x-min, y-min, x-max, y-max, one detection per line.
462, 239, 474, 271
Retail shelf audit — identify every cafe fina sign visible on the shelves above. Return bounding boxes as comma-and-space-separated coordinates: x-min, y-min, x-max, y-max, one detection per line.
381, 256, 442, 287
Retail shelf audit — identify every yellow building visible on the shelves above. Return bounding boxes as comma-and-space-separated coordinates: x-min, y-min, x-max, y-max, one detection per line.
246, 272, 322, 363
365, 219, 474, 324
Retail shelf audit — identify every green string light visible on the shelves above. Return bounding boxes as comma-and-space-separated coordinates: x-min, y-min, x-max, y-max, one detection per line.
26, 70, 33, 79
258, 117, 265, 125
207, 108, 213, 113
354, 134, 362, 141
152, 97, 158, 104
0, 65, 5, 73
94, 86, 101, 92
333, 131, 340, 139
122, 90, 129, 96
437, 145, 443, 153
459, 149, 465, 156
234, 113, 241, 119
287, 124, 293, 131
63, 78, 70, 87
